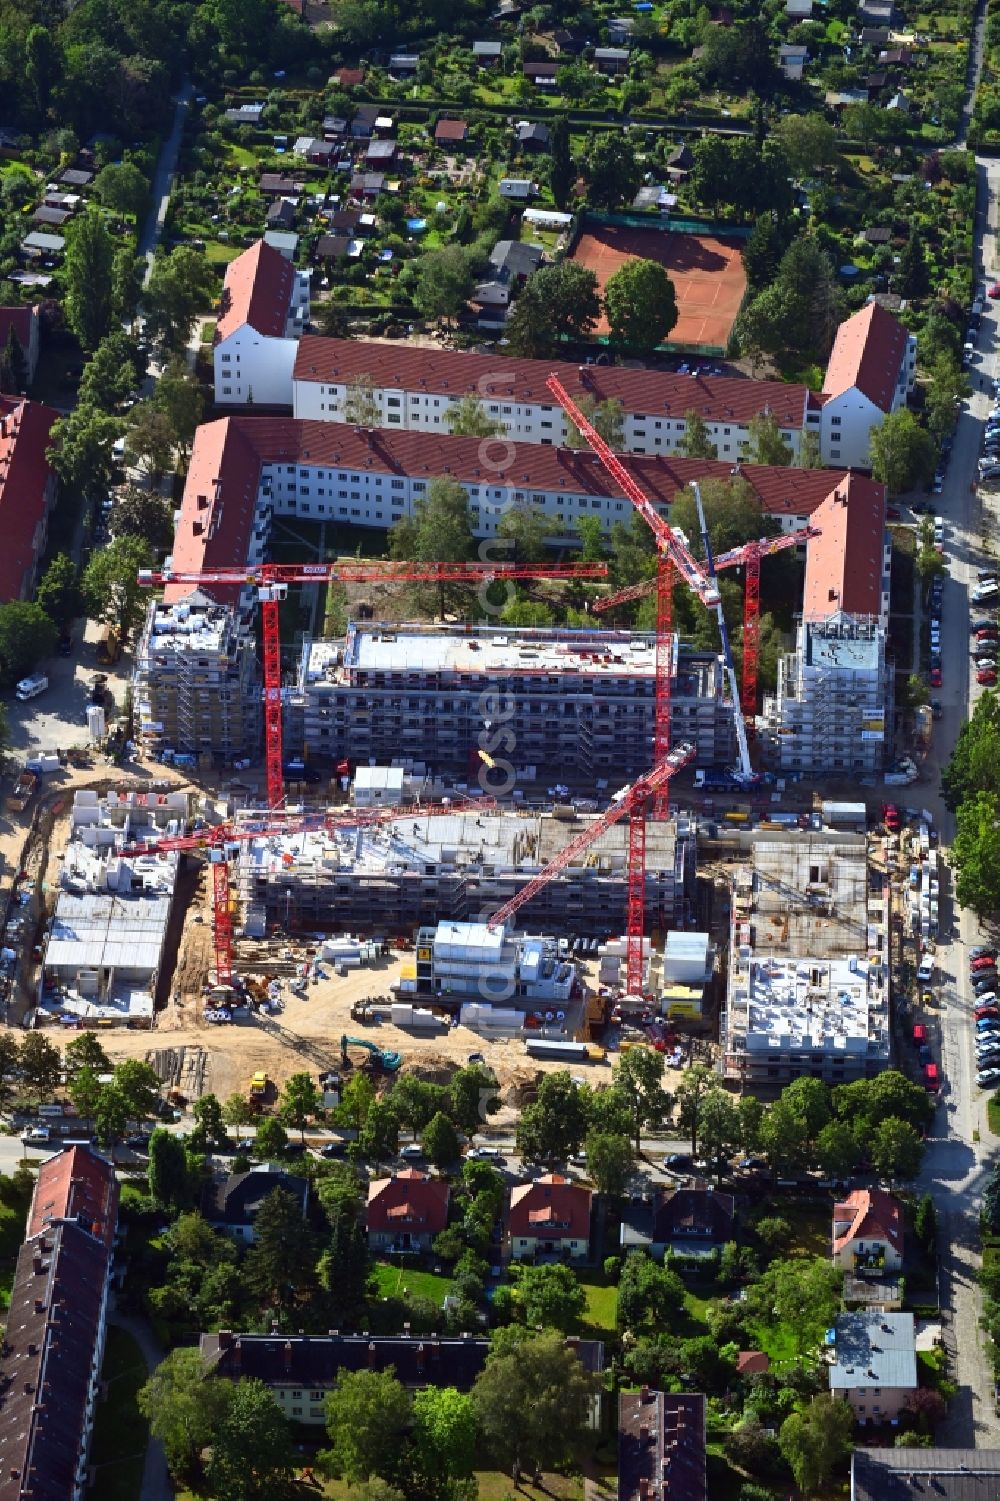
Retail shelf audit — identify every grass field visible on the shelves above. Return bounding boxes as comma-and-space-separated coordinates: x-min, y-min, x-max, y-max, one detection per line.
371, 1258, 454, 1303
988, 1094, 1000, 1135
578, 1268, 618, 1337
88, 1327, 150, 1501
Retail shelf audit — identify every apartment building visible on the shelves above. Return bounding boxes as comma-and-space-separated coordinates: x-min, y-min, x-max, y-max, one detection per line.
134, 598, 260, 760
761, 477, 892, 774
290, 623, 737, 778
0, 395, 60, 604
292, 336, 815, 460
236, 805, 694, 937
820, 302, 917, 468
213, 239, 310, 406
0, 1147, 118, 1501
720, 831, 890, 1086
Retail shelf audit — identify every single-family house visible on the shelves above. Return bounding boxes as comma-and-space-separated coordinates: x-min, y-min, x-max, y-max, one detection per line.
866, 70, 889, 97
619, 1391, 706, 1501
328, 208, 362, 234
880, 47, 914, 68
473, 239, 544, 324
594, 46, 631, 73
779, 43, 808, 79
886, 90, 910, 112
819, 300, 917, 467
607, 16, 636, 42
859, 26, 891, 46
620, 1186, 735, 1257
862, 225, 893, 245
263, 230, 299, 260
213, 238, 310, 406
507, 1173, 592, 1261
499, 177, 536, 200
632, 184, 677, 213
31, 204, 71, 228
666, 143, 694, 181
516, 120, 550, 151
553, 27, 582, 52
473, 40, 503, 66
0, 305, 40, 385
435, 118, 468, 145
366, 1168, 450, 1253
203, 1163, 309, 1241
0, 396, 60, 601
832, 1188, 904, 1274
828, 1311, 917, 1423
201, 1331, 605, 1427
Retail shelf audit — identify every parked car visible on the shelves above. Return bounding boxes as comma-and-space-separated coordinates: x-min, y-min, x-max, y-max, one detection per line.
978, 669, 998, 685
975, 1005, 1000, 1019
931, 700, 943, 720
977, 1069, 1000, 1087
977, 659, 998, 673
931, 667, 943, 687
972, 946, 998, 960
975, 992, 998, 1008
973, 955, 998, 970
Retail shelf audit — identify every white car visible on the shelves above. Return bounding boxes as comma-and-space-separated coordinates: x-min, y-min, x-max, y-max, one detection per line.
918, 958, 935, 982
467, 1146, 504, 1161
978, 1067, 1000, 1087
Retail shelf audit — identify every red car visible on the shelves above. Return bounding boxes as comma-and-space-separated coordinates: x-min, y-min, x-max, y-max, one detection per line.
977, 628, 1000, 641
930, 667, 943, 687
978, 668, 997, 685
973, 955, 998, 971
882, 803, 902, 831
990, 284, 1000, 298
976, 1005, 1000, 1019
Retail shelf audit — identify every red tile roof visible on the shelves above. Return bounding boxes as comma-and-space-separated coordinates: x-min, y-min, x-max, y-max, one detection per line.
0, 396, 58, 603
366, 1168, 450, 1235
293, 335, 812, 430
435, 119, 468, 141
508, 1173, 591, 1241
165, 419, 263, 605
832, 1187, 903, 1256
215, 239, 295, 343
822, 301, 909, 412
736, 1350, 770, 1375
29, 1144, 119, 1250
802, 473, 887, 620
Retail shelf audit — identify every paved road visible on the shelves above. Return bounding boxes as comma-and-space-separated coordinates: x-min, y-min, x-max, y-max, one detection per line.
138, 78, 193, 283
108, 1312, 174, 1501
910, 150, 1000, 1445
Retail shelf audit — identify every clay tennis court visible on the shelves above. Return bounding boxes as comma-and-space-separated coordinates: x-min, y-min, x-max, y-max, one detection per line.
569, 224, 747, 350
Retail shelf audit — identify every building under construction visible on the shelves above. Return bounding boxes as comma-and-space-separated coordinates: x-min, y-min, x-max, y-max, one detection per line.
235, 806, 696, 937
720, 831, 890, 1085
133, 599, 260, 762
288, 622, 736, 779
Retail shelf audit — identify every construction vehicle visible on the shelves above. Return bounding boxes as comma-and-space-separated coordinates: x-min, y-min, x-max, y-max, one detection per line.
139, 558, 608, 810
351, 996, 392, 1024
341, 1035, 402, 1072
249, 1071, 268, 1100
6, 768, 38, 813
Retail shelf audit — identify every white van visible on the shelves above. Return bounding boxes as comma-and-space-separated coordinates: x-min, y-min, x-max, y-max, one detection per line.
15, 674, 48, 701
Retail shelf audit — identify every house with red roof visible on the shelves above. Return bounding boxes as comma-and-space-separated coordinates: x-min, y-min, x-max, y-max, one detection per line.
819, 301, 917, 468
213, 239, 310, 408
507, 1173, 592, 1261
0, 396, 59, 605
833, 1188, 904, 1274
366, 1168, 450, 1253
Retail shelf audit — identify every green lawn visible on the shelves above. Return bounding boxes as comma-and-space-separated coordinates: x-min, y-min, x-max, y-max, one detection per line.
88, 1327, 150, 1501
988, 1095, 1000, 1136
371, 1259, 454, 1303
204, 239, 242, 264
578, 1268, 617, 1338
324, 1471, 587, 1499
747, 1316, 800, 1368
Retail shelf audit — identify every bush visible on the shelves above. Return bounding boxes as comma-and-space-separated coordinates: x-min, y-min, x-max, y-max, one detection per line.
603, 1255, 622, 1281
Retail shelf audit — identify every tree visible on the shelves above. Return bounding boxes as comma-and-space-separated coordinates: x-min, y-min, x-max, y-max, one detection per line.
831, 1070, 933, 1135
943, 690, 1000, 810
0, 602, 57, 687
868, 409, 937, 495
322, 1368, 412, 1484
0, 325, 27, 394
344, 376, 381, 426
18, 1032, 61, 1100
78, 329, 144, 410
780, 1076, 832, 1142
617, 1251, 685, 1333
49, 406, 121, 502
871, 1116, 924, 1181
137, 1347, 234, 1484
585, 1130, 633, 1197
113, 1059, 161, 1122
412, 1386, 477, 1482
389, 477, 476, 617
778, 1394, 854, 1495
610, 1047, 672, 1152
245, 1186, 318, 1312
505, 262, 601, 358
577, 516, 607, 562
497, 503, 550, 563
549, 115, 573, 209
447, 396, 503, 438
914, 1193, 937, 1253
144, 245, 217, 353
413, 246, 474, 324
93, 160, 149, 218
63, 210, 114, 349
898, 227, 930, 300
746, 410, 793, 467
471, 1329, 599, 1480
35, 554, 84, 631
318, 1201, 371, 1323
223, 1093, 256, 1143
448, 1064, 499, 1136
279, 1071, 321, 1143
0, 1034, 19, 1111
697, 1089, 741, 1180
94, 1085, 130, 1157
517, 1262, 586, 1332
677, 410, 717, 460
815, 1120, 861, 1179
798, 429, 824, 469
603, 259, 678, 353
773, 113, 839, 178
125, 403, 176, 477
674, 1062, 715, 1156
205, 1378, 294, 1501
153, 359, 205, 468
760, 1096, 812, 1175
671, 478, 777, 561
565, 396, 625, 451
68, 1065, 103, 1127
148, 1127, 192, 1211
952, 790, 1000, 915
82, 534, 154, 644
587, 133, 641, 210
112, 485, 175, 552
65, 1030, 110, 1078
112, 246, 143, 325
25, 24, 59, 121
255, 1116, 289, 1159
422, 1110, 460, 1167
749, 1257, 842, 1356
516, 1071, 589, 1163
191, 1093, 230, 1152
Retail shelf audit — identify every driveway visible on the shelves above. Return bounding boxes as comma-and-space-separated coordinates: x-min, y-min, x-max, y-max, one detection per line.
109, 1312, 174, 1501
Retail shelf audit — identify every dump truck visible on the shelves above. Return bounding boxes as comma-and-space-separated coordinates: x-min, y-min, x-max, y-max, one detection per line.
6, 768, 38, 813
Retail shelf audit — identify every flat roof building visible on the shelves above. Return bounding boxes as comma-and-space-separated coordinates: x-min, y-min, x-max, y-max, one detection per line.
721, 831, 890, 1085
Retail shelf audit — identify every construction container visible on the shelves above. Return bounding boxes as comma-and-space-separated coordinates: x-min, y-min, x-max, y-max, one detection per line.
525, 1038, 589, 1060
391, 1003, 413, 1025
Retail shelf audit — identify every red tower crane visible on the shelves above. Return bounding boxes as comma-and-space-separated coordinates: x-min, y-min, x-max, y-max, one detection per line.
592, 526, 820, 732
124, 794, 497, 988
487, 743, 695, 994
139, 559, 607, 810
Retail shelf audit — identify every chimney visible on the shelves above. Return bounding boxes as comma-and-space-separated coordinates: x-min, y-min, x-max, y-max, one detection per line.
33, 1299, 44, 1315
283, 1341, 293, 1372
416, 1342, 426, 1374
32, 1250, 42, 1275
232, 1338, 242, 1373
367, 1341, 377, 1368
